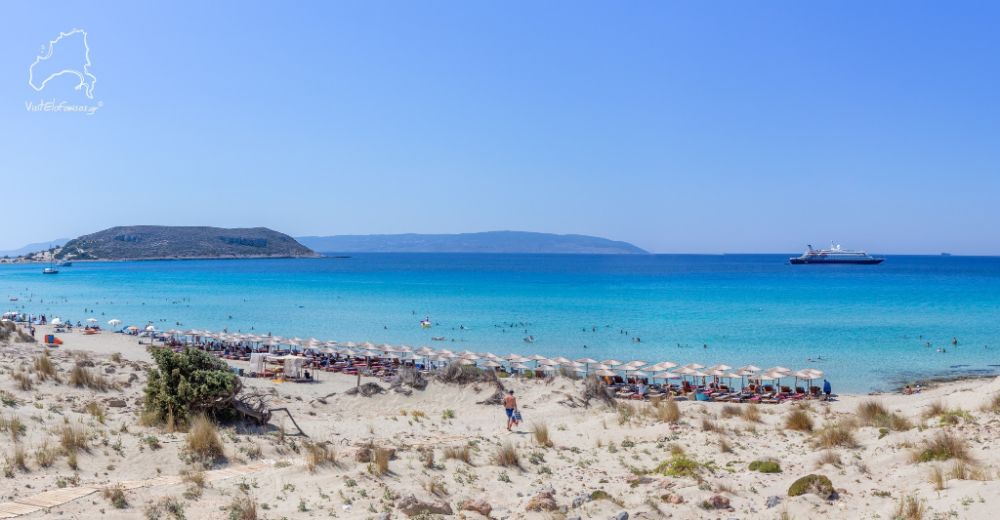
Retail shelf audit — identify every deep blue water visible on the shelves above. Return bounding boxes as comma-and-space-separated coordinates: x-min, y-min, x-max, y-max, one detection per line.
3, 254, 999, 392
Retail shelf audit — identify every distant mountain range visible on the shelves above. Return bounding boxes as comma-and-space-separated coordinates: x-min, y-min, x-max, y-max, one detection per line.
296, 231, 648, 254
0, 238, 70, 258
52, 226, 317, 261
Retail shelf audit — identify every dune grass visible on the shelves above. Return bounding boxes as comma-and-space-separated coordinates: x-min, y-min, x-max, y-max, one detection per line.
59, 424, 88, 454
370, 447, 392, 476
185, 415, 224, 464
444, 445, 473, 465
784, 409, 814, 432
912, 431, 970, 463
494, 442, 520, 467
812, 420, 857, 449
68, 366, 114, 391
742, 404, 762, 423
33, 354, 58, 381
532, 422, 553, 447
857, 400, 911, 431
896, 494, 926, 520
304, 442, 338, 472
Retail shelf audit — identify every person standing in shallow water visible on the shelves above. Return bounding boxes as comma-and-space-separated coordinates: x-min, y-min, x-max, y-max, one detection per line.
503, 390, 519, 431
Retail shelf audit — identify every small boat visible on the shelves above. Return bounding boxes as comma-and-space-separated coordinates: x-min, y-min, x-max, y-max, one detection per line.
420, 318, 432, 329
57, 261, 73, 266
431, 336, 446, 341
42, 267, 59, 274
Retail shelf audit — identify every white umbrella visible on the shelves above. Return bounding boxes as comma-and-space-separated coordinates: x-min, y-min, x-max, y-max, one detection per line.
652, 371, 680, 380
51, 318, 62, 325
481, 360, 502, 368
707, 363, 733, 372
593, 369, 616, 377
739, 364, 762, 373
602, 359, 624, 367
145, 325, 156, 332
767, 366, 792, 376
682, 363, 705, 370
86, 318, 97, 324
108, 319, 122, 327
552, 356, 572, 364
648, 361, 679, 371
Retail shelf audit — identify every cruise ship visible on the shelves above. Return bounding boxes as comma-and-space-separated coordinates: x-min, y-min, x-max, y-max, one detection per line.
789, 244, 884, 265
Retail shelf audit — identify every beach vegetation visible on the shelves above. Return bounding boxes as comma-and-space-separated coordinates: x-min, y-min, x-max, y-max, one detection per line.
0, 415, 25, 442
532, 422, 553, 447
812, 420, 857, 448
655, 454, 702, 479
370, 447, 391, 476
60, 424, 88, 454
68, 366, 113, 391
144, 495, 186, 520
0, 390, 18, 408
720, 404, 741, 418
815, 450, 842, 468
185, 415, 225, 465
443, 445, 472, 464
441, 409, 455, 420
701, 418, 720, 432
102, 484, 128, 509
742, 404, 762, 423
749, 459, 782, 473
787, 474, 835, 498
10, 445, 27, 471
784, 409, 814, 432
928, 464, 946, 490
143, 347, 239, 428
34, 441, 57, 468
718, 436, 732, 453
912, 432, 970, 463
32, 353, 58, 381
857, 400, 912, 431
227, 492, 258, 520
84, 401, 106, 423
981, 393, 1000, 414
494, 442, 520, 467
304, 441, 338, 472
12, 371, 32, 392
895, 494, 926, 520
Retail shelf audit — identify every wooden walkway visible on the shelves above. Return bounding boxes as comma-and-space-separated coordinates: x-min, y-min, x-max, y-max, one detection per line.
0, 462, 272, 518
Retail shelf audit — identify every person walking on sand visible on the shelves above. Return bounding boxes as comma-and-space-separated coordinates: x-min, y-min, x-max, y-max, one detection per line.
503, 390, 519, 431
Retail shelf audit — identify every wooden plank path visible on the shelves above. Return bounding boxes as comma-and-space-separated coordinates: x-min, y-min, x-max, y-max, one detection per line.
0, 462, 272, 518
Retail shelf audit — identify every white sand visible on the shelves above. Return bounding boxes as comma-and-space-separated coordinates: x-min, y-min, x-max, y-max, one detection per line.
0, 325, 998, 519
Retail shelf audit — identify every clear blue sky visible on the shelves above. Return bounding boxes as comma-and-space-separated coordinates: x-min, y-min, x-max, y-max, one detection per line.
2, 1, 998, 254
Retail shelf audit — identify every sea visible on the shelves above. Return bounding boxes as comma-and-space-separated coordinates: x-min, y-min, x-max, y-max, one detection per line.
2, 254, 999, 393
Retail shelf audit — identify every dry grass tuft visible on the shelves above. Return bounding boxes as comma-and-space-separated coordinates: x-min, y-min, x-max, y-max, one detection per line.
912, 431, 971, 463
60, 424, 88, 454
102, 484, 128, 509
720, 405, 741, 419
185, 415, 224, 464
815, 450, 842, 468
304, 442, 338, 472
33, 354, 58, 381
928, 464, 946, 490
494, 442, 520, 467
701, 418, 720, 432
227, 492, 258, 520
857, 400, 911, 431
813, 420, 857, 448
34, 441, 57, 468
742, 404, 762, 423
68, 366, 113, 391
10, 444, 28, 471
532, 422, 553, 447
370, 447, 391, 476
784, 409, 814, 432
12, 371, 32, 392
896, 494, 926, 520
0, 415, 25, 442
444, 445, 472, 465
981, 393, 1000, 414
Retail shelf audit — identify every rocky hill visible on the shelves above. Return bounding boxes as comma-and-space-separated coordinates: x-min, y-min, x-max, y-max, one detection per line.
296, 231, 648, 254
53, 226, 317, 261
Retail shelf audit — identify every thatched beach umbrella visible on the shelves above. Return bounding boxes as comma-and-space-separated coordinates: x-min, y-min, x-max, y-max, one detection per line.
575, 357, 599, 375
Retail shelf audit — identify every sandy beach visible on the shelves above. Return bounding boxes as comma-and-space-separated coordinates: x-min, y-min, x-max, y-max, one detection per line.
0, 325, 998, 519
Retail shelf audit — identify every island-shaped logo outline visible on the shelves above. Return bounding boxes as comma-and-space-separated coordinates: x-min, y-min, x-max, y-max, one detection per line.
28, 29, 97, 99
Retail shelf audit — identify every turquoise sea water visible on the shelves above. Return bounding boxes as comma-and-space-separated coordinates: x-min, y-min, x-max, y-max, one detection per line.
3, 254, 999, 392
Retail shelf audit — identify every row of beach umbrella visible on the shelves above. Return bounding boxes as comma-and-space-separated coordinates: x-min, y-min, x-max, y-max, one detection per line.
133, 326, 825, 388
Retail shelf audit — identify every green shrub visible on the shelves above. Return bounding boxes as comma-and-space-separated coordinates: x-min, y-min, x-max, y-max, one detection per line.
143, 347, 239, 428
749, 459, 782, 473
656, 455, 701, 478
787, 474, 835, 499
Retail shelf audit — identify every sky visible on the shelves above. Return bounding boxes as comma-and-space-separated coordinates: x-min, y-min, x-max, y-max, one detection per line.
1, 1, 998, 254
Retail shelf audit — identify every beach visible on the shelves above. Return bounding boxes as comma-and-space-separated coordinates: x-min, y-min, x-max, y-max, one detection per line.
1, 325, 998, 519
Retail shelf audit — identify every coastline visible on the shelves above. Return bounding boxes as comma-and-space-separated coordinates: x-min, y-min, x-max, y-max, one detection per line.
1, 324, 999, 519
